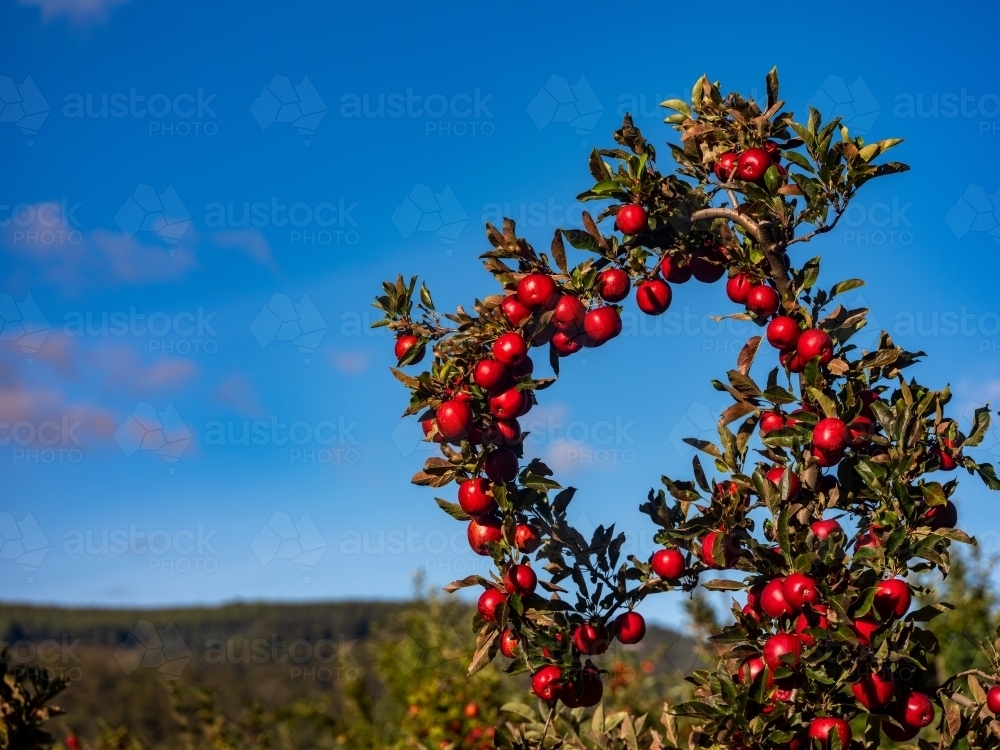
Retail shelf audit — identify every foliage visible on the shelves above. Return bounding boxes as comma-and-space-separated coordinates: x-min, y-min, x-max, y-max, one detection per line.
375, 68, 1000, 748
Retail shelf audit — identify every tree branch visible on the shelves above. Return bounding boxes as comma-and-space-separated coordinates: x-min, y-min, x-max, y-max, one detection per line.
690, 207, 792, 296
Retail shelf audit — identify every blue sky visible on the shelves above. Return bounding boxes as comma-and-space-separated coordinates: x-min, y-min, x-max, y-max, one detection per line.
3, 0, 1000, 630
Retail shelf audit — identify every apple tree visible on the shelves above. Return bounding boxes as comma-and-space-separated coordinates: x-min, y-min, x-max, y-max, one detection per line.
374, 69, 1000, 750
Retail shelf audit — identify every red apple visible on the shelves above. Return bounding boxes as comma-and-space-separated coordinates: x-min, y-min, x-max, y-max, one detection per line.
873, 578, 911, 620
458, 478, 496, 516
489, 386, 526, 419
782, 573, 818, 611
764, 139, 781, 164
848, 415, 875, 445
766, 466, 801, 499
474, 358, 508, 391
616, 204, 648, 234
808, 717, 851, 749
851, 670, 895, 711
797, 328, 834, 365
562, 665, 603, 708
811, 519, 842, 540
760, 411, 786, 434
499, 628, 520, 658
501, 295, 532, 326
572, 622, 610, 655
598, 268, 631, 302
736, 656, 771, 685
493, 331, 528, 366
613, 611, 646, 644
583, 306, 622, 346
898, 690, 935, 728
436, 400, 473, 441
635, 279, 672, 315
987, 685, 1000, 713
486, 418, 521, 445
690, 243, 727, 283
661, 253, 693, 283
737, 148, 772, 182
700, 531, 738, 569
508, 355, 533, 378
852, 614, 879, 647
477, 588, 507, 621
854, 527, 881, 551
468, 516, 502, 555
714, 151, 738, 182
762, 632, 801, 669
531, 665, 563, 702
394, 334, 424, 363
517, 273, 557, 309
551, 329, 583, 356
794, 603, 829, 647
746, 285, 780, 317
936, 439, 960, 470
651, 548, 685, 580
761, 578, 792, 619
514, 523, 541, 552
553, 294, 586, 332
766, 316, 801, 350
924, 500, 958, 530
813, 418, 849, 453
504, 564, 537, 596
484, 448, 518, 482
726, 272, 753, 304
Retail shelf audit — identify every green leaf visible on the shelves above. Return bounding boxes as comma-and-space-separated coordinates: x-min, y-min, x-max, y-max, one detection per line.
419, 282, 434, 309
830, 279, 865, 298
660, 98, 692, 116
703, 579, 746, 591
765, 67, 779, 110
435, 498, 471, 521
562, 229, 601, 253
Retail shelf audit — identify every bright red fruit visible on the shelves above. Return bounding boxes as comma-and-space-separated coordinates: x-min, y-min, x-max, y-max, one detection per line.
562, 665, 603, 708
660, 254, 693, 283
584, 306, 622, 346
635, 280, 672, 315
811, 519, 842, 540
690, 244, 727, 283
854, 527, 881, 551
504, 564, 537, 596
761, 578, 792, 619
499, 629, 520, 658
726, 273, 753, 303
737, 147, 772, 182
987, 685, 1000, 713
436, 400, 473, 441
782, 573, 818, 610
531, 665, 563, 702
551, 330, 583, 356
484, 448, 518, 482
613, 611, 646, 644
616, 204, 648, 234
808, 717, 851, 749
852, 614, 879, 647
797, 328, 834, 365
851, 670, 895, 711
899, 690, 935, 728
848, 415, 875, 445
766, 466, 800, 499
746, 285, 780, 317
762, 632, 801, 669
501, 295, 531, 325
760, 411, 786, 434
492, 332, 527, 366
700, 531, 738, 569
486, 418, 521, 445
572, 623, 610, 655
794, 603, 829, 646
736, 656, 770, 685
517, 273, 557, 309
458, 478, 495, 516
477, 588, 507, 621
598, 268, 631, 302
394, 334, 423, 363
766, 316, 801, 350
488, 386, 526, 419
474, 358, 508, 390
421, 418, 443, 443
874, 578, 912, 619
936, 439, 960, 470
813, 417, 849, 453
468, 517, 502, 555
813, 445, 844, 467
553, 295, 586, 331
924, 500, 958, 530
514, 523, 541, 552
651, 548, 685, 580
714, 151, 738, 182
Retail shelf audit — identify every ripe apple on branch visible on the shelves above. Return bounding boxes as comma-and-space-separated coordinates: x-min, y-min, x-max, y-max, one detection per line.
374, 67, 1000, 749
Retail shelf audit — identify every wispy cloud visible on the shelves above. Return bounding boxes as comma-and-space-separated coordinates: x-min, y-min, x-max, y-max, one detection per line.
18, 0, 132, 24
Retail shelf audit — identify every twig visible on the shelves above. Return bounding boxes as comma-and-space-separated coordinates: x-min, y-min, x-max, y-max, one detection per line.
540, 706, 555, 748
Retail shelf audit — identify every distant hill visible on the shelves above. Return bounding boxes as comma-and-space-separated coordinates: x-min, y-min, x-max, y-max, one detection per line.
0, 600, 702, 747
